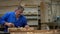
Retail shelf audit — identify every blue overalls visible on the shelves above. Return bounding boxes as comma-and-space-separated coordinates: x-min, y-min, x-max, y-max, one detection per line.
0, 12, 27, 32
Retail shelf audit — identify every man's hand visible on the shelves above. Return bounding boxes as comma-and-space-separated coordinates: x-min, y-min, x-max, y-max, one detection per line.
25, 25, 34, 30
4, 22, 14, 27
25, 25, 29, 29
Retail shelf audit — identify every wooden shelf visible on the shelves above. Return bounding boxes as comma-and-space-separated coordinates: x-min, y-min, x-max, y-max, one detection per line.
29, 25, 38, 27
0, 13, 40, 15
0, 4, 38, 8
27, 18, 40, 20
24, 14, 40, 16
0, 5, 18, 7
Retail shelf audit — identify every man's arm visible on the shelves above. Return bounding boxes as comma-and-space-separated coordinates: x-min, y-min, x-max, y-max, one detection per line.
1, 12, 9, 25
1, 12, 14, 27
23, 17, 29, 28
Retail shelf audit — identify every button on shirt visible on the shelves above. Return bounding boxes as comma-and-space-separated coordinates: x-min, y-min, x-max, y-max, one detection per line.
1, 12, 27, 32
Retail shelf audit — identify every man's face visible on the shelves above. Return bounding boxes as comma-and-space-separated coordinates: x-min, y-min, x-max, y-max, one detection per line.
16, 9, 23, 16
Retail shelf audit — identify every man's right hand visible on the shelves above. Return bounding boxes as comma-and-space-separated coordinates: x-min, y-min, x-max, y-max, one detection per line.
4, 22, 14, 27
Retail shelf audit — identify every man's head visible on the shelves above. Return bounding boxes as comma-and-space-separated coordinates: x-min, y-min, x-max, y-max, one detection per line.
15, 6, 24, 16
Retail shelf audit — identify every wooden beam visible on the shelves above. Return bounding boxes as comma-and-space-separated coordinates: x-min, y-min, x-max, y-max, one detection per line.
40, 0, 46, 23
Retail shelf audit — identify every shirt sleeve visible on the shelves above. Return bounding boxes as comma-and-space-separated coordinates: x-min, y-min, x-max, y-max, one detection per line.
0, 12, 10, 25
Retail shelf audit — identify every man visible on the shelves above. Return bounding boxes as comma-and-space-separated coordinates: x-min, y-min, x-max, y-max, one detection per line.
1, 6, 29, 32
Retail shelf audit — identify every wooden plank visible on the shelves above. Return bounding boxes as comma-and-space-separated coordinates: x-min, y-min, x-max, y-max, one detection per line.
8, 28, 60, 34
40, 0, 46, 23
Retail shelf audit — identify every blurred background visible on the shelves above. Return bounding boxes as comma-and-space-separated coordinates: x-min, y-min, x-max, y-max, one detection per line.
0, 0, 60, 31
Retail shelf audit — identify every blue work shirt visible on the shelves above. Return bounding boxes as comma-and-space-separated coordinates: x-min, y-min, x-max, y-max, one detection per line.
1, 12, 27, 32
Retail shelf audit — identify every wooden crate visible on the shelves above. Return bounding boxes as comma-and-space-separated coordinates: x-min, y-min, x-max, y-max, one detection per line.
33, 30, 54, 34
9, 30, 33, 34
8, 28, 60, 34
54, 30, 60, 34
8, 27, 34, 34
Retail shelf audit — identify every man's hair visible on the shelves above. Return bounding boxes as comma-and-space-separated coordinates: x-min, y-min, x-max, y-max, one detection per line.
17, 6, 24, 11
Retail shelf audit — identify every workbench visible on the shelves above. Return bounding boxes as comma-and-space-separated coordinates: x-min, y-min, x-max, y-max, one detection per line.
8, 28, 60, 34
